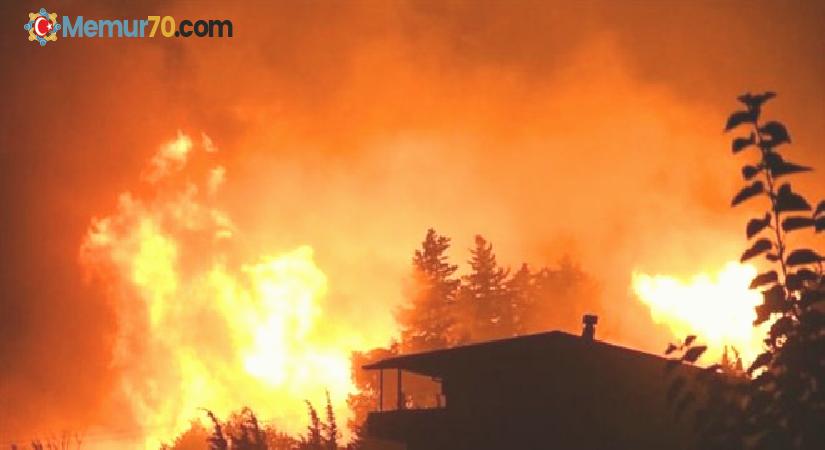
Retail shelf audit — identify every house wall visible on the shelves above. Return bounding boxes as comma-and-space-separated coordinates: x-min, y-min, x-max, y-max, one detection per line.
368, 343, 699, 450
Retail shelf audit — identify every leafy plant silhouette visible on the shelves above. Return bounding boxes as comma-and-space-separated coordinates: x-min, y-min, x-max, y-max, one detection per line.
300, 392, 341, 450
204, 409, 228, 450
200, 407, 271, 450
670, 92, 824, 450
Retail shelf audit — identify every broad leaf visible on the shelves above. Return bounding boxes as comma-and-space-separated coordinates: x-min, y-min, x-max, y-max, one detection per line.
741, 164, 761, 180
772, 161, 812, 178
752, 369, 774, 388
747, 351, 772, 374
815, 200, 825, 218
732, 181, 764, 206
755, 303, 771, 325
750, 270, 778, 289
785, 249, 822, 266
769, 317, 793, 345
785, 273, 802, 291
746, 213, 771, 239
737, 91, 776, 110
665, 343, 678, 355
781, 216, 814, 232
764, 152, 811, 178
794, 268, 819, 282
761, 284, 786, 313
759, 121, 791, 146
787, 268, 818, 291
682, 346, 707, 363
817, 216, 825, 233
775, 183, 811, 213
732, 133, 755, 153
740, 238, 772, 262
725, 110, 757, 131
684, 335, 696, 347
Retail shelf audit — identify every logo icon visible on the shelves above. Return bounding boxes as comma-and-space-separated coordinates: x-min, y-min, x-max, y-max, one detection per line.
25, 8, 61, 46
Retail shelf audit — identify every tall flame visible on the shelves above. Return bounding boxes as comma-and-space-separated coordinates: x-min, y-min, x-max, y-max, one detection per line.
632, 262, 770, 364
80, 133, 360, 448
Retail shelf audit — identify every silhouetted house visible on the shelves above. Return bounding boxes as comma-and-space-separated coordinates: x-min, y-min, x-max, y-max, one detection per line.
363, 316, 698, 450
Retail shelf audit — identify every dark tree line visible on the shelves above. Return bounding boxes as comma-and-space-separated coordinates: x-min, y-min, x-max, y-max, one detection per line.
348, 229, 598, 441
397, 230, 597, 353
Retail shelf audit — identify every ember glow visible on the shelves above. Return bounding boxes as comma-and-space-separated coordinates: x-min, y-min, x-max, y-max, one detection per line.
5, 2, 825, 446
632, 262, 770, 364
79, 133, 365, 448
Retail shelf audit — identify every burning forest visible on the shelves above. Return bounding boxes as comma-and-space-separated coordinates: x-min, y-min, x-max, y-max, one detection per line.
2, 1, 824, 450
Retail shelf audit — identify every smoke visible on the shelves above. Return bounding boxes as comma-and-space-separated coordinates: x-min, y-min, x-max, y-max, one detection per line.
1, 0, 824, 446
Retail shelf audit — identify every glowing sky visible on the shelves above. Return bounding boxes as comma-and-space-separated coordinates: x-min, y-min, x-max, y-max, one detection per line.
1, 0, 824, 446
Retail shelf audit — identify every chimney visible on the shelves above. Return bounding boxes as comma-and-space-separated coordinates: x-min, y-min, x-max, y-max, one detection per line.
582, 314, 598, 340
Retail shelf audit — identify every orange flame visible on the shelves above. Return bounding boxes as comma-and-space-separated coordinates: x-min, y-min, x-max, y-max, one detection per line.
80, 133, 363, 448
632, 262, 770, 365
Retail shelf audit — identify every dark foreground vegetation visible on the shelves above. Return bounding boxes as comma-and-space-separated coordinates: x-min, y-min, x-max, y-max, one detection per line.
163, 392, 342, 450
667, 93, 824, 450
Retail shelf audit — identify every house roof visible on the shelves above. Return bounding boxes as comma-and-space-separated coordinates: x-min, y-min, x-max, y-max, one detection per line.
363, 330, 684, 378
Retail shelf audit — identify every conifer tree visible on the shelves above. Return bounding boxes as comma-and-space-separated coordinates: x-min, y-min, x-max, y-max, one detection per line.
397, 228, 460, 352
506, 263, 533, 336
528, 257, 596, 333
459, 235, 512, 342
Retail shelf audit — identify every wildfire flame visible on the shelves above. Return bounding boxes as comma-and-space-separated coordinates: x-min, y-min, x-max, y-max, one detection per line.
76, 132, 777, 447
632, 262, 770, 365
79, 133, 360, 448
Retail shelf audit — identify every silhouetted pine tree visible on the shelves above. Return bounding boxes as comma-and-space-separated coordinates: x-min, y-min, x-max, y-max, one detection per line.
528, 257, 597, 333
506, 263, 534, 336
397, 228, 460, 352
346, 230, 598, 438
458, 235, 512, 342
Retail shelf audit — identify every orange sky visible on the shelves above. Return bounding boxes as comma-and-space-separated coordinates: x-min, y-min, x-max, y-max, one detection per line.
1, 0, 824, 446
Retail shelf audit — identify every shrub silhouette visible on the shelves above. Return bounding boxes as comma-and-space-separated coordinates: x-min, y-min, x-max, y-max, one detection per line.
668, 92, 824, 450
299, 392, 340, 450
